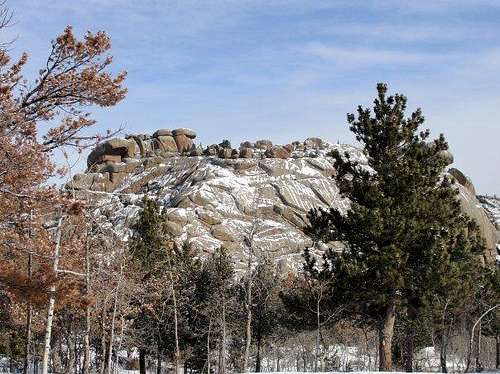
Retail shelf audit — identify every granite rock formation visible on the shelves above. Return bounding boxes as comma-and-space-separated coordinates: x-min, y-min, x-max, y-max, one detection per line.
67, 129, 498, 268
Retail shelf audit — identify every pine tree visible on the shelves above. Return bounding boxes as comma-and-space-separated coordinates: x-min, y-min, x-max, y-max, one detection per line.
191, 248, 235, 374
305, 83, 484, 371
248, 257, 283, 373
129, 197, 203, 374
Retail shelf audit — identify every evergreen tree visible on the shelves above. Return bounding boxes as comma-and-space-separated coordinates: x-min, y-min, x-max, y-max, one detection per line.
129, 197, 201, 374
128, 197, 167, 374
190, 248, 235, 374
305, 83, 484, 371
248, 258, 283, 372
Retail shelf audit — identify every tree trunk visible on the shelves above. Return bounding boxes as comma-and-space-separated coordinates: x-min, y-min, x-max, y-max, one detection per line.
440, 329, 448, 373
139, 349, 146, 374
379, 300, 396, 371
465, 305, 500, 372
83, 237, 91, 374
106, 263, 122, 374
156, 346, 161, 374
206, 319, 211, 374
171, 278, 180, 374
255, 335, 261, 373
74, 338, 79, 374
24, 251, 33, 374
41, 216, 64, 374
475, 321, 482, 372
315, 298, 320, 372
495, 334, 499, 370
114, 316, 125, 374
404, 331, 413, 372
243, 261, 252, 373
220, 299, 227, 374
276, 348, 280, 372
100, 304, 107, 374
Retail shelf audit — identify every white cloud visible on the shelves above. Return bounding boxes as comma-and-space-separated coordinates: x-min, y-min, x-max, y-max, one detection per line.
303, 42, 437, 66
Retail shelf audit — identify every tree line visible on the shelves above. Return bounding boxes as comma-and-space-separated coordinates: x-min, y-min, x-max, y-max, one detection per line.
0, 3, 498, 373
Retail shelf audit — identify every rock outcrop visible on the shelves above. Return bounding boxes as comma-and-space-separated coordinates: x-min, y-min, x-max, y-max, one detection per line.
449, 170, 498, 263
478, 195, 500, 263
67, 129, 498, 268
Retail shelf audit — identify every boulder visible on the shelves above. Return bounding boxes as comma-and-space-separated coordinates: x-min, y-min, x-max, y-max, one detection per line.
240, 141, 255, 149
190, 146, 204, 157
172, 128, 197, 139
211, 224, 237, 242
239, 147, 254, 159
265, 146, 290, 159
87, 138, 137, 168
156, 135, 178, 152
153, 129, 172, 137
128, 135, 155, 157
204, 145, 218, 156
66, 173, 110, 192
439, 150, 454, 166
255, 139, 273, 150
449, 168, 476, 196
109, 171, 127, 185
219, 140, 232, 149
165, 221, 183, 236
98, 154, 122, 164
231, 149, 239, 159
102, 162, 138, 174
456, 184, 497, 263
174, 134, 194, 153
304, 137, 323, 149
218, 148, 233, 159
197, 209, 223, 225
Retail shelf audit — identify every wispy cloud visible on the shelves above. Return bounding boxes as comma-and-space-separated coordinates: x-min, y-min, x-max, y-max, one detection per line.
5, 0, 500, 192
303, 42, 438, 66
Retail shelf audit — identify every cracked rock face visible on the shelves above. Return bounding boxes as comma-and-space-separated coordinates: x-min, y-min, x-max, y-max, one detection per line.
69, 136, 365, 270
67, 131, 498, 269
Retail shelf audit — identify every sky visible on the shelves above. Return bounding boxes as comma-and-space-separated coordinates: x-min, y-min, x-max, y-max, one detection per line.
4, 0, 500, 193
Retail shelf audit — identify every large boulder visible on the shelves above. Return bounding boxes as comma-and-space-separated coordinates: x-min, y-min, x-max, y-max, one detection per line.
255, 139, 273, 150
172, 128, 197, 139
153, 129, 172, 137
304, 137, 323, 149
449, 168, 475, 195
265, 146, 290, 159
450, 168, 496, 263
87, 138, 137, 168
174, 134, 194, 153
218, 148, 234, 159
239, 147, 254, 159
155, 135, 178, 152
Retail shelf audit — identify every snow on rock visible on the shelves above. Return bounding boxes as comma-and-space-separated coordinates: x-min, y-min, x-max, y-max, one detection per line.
68, 132, 498, 270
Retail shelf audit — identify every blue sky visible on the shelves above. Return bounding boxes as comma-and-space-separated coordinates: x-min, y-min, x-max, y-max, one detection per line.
5, 0, 500, 193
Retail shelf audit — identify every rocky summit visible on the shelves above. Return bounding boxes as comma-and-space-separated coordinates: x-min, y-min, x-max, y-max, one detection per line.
66, 129, 499, 268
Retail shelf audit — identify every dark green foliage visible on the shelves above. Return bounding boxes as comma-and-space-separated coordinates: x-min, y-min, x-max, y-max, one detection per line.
188, 248, 235, 372
247, 258, 283, 372
128, 197, 202, 364
305, 83, 485, 366
129, 197, 167, 273
251, 258, 281, 339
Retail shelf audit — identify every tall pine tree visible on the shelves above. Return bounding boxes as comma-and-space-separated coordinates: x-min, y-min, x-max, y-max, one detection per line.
305, 83, 484, 371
